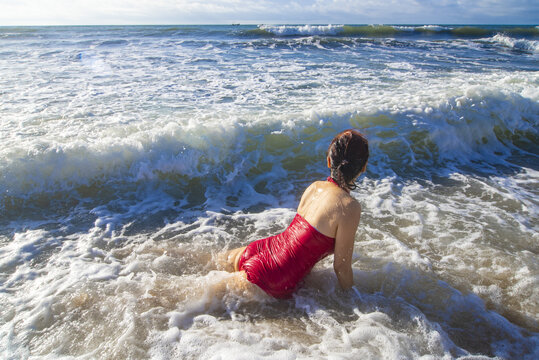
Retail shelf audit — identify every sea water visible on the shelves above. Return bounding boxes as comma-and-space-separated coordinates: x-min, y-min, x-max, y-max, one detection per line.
0, 24, 538, 359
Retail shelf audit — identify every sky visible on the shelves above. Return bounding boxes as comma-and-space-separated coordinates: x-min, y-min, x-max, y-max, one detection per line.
0, 0, 537, 26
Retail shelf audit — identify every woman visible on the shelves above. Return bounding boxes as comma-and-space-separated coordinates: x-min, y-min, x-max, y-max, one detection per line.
223, 129, 369, 298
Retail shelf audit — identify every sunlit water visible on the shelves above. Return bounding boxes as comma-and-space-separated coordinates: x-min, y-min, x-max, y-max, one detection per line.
1, 25, 538, 359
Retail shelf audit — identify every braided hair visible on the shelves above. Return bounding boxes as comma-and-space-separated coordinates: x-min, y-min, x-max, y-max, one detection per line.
327, 129, 369, 191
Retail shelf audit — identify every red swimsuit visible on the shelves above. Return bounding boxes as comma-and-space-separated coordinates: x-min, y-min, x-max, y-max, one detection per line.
238, 180, 338, 298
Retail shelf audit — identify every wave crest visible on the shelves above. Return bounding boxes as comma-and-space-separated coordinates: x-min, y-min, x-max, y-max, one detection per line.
1, 88, 537, 219
257, 24, 343, 36
245, 24, 539, 39
491, 34, 539, 53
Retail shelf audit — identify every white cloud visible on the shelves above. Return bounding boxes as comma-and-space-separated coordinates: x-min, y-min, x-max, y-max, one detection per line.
0, 0, 536, 25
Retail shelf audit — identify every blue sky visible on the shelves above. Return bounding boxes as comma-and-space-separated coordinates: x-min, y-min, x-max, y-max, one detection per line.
0, 0, 537, 25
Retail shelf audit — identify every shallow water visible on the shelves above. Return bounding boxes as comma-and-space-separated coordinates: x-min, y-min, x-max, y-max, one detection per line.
1, 25, 538, 359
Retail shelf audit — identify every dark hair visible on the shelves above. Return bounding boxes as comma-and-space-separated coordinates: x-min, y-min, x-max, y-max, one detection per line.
327, 129, 369, 191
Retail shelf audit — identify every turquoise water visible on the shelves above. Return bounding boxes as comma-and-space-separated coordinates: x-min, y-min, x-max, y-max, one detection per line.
0, 25, 538, 359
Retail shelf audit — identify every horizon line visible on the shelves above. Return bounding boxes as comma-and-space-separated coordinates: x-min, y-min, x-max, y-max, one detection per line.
1, 23, 538, 27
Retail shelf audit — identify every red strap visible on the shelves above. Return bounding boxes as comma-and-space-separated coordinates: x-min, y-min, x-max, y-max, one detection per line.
327, 176, 339, 186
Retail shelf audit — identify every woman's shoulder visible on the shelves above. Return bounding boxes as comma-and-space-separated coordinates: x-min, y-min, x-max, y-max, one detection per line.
343, 194, 362, 215
303, 180, 328, 194
305, 180, 361, 211
336, 189, 361, 214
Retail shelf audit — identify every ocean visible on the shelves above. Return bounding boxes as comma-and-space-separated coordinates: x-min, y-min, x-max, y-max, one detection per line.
0, 24, 538, 359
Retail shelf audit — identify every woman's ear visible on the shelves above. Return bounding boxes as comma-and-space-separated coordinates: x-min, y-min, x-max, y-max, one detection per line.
327, 156, 331, 169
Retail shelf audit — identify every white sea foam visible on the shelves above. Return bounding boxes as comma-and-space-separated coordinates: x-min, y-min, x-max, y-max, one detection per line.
2, 205, 539, 358
419, 25, 451, 32
393, 25, 451, 32
490, 34, 539, 53
1, 71, 536, 201
259, 24, 344, 36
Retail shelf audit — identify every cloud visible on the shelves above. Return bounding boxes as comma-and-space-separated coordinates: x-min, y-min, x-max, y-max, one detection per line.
0, 0, 536, 25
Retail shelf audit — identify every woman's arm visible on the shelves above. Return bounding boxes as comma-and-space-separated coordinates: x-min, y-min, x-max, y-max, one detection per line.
333, 200, 361, 290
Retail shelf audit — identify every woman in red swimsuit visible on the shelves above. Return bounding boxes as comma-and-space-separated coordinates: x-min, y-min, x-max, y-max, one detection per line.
223, 129, 369, 298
